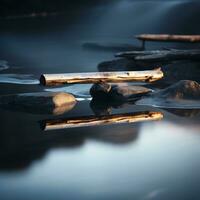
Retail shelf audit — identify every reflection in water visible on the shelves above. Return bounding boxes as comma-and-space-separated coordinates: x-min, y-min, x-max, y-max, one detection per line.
1, 0, 200, 199
41, 111, 163, 131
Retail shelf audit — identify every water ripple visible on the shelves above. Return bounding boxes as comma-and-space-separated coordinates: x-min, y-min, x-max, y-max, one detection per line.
0, 74, 39, 84
0, 60, 9, 71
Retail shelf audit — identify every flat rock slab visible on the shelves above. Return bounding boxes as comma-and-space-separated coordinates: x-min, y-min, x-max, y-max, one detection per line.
110, 85, 152, 101
90, 82, 152, 102
0, 92, 77, 115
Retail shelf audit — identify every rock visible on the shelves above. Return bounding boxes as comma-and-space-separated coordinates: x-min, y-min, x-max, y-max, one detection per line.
98, 58, 155, 72
82, 42, 143, 52
90, 82, 152, 103
0, 92, 77, 115
98, 58, 200, 84
152, 80, 200, 100
90, 82, 112, 99
110, 85, 152, 102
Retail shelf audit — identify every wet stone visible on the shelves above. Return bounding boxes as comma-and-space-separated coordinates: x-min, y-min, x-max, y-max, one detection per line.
90, 82, 152, 102
110, 85, 152, 102
152, 80, 200, 100
90, 82, 112, 100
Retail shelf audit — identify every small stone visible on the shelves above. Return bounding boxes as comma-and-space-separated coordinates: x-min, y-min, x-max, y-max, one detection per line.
90, 82, 112, 99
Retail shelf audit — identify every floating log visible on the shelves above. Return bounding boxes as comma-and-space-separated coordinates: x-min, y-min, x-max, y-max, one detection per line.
116, 49, 200, 62
41, 111, 163, 131
0, 92, 77, 115
135, 34, 200, 43
40, 69, 164, 86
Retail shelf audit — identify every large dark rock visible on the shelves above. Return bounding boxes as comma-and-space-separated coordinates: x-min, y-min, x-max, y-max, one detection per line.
90, 82, 152, 103
110, 85, 152, 102
153, 80, 200, 100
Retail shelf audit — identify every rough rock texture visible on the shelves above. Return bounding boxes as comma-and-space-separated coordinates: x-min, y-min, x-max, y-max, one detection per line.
153, 80, 200, 100
90, 82, 152, 103
90, 82, 112, 100
98, 58, 200, 83
110, 85, 152, 102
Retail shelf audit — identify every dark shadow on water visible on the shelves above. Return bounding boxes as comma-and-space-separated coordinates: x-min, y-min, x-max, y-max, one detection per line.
82, 42, 144, 52
0, 107, 143, 171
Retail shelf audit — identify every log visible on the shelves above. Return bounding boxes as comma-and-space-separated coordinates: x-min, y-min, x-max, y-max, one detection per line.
135, 34, 200, 43
40, 69, 164, 86
0, 92, 77, 115
115, 49, 200, 62
41, 111, 163, 131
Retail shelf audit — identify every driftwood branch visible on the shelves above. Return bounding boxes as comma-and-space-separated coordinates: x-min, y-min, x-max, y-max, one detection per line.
41, 111, 163, 131
40, 69, 163, 86
116, 49, 200, 62
135, 34, 200, 43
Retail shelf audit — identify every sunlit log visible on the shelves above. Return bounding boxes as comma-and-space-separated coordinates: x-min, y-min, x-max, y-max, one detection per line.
135, 34, 200, 43
41, 111, 163, 131
40, 69, 164, 86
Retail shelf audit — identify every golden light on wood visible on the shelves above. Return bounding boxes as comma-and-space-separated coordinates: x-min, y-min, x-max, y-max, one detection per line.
136, 34, 200, 43
41, 111, 163, 131
40, 68, 163, 86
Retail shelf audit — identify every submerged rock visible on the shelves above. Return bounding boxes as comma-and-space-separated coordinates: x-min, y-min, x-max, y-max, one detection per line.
0, 92, 77, 115
152, 80, 200, 100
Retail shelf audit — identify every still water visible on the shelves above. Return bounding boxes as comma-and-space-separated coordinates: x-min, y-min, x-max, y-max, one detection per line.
0, 1, 200, 199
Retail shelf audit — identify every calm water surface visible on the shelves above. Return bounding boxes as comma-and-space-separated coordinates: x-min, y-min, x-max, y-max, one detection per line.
0, 1, 200, 199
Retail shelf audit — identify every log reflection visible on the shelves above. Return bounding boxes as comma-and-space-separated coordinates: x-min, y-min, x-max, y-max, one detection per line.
41, 111, 163, 131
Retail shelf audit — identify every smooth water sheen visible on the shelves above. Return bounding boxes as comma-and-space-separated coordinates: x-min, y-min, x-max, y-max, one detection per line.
1, 1, 200, 200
